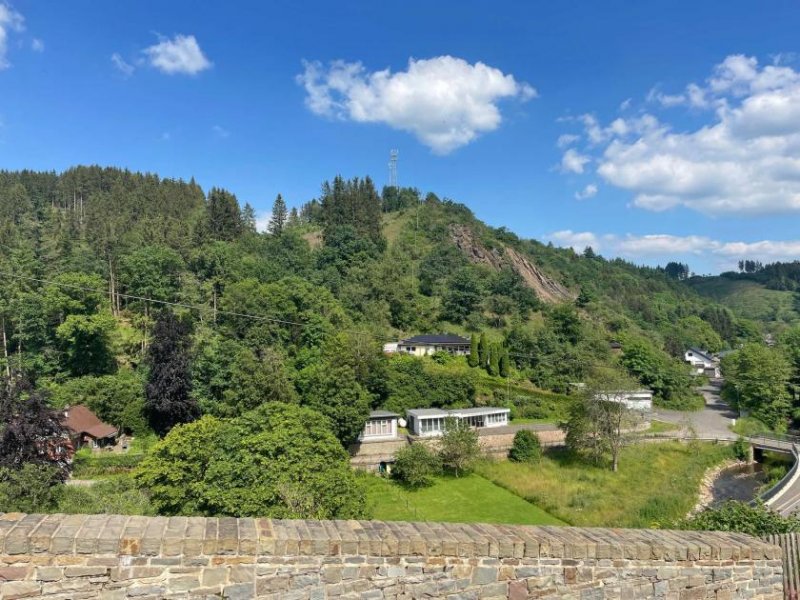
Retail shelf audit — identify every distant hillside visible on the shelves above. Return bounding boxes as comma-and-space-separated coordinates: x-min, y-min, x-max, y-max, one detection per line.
688, 276, 800, 328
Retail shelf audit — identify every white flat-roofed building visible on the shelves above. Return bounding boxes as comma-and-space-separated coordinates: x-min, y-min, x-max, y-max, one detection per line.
359, 410, 400, 441
596, 389, 653, 412
406, 407, 510, 437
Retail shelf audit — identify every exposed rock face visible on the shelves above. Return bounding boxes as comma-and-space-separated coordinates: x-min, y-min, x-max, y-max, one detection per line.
449, 224, 573, 303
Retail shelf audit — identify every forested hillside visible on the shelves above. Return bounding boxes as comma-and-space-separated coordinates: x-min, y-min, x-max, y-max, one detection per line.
0, 166, 754, 445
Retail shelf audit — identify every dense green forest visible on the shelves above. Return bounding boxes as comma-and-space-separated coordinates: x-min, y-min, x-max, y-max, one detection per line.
4, 165, 800, 518
0, 165, 768, 435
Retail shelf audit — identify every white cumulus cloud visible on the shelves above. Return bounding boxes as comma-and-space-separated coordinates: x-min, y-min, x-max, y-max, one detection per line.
549, 230, 600, 252
547, 230, 800, 271
0, 2, 24, 70
575, 183, 598, 200
143, 34, 211, 75
560, 148, 590, 173
31, 38, 43, 52
297, 56, 536, 154
561, 54, 800, 216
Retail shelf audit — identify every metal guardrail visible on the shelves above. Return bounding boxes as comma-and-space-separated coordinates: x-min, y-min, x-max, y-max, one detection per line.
762, 445, 800, 508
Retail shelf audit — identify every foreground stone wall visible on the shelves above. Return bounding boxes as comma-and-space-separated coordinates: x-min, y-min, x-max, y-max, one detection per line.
0, 513, 784, 599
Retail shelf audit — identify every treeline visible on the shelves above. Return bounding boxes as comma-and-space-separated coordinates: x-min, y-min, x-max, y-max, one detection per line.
719, 259, 800, 292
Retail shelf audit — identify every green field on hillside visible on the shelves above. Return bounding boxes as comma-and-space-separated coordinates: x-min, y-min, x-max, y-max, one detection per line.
364, 473, 565, 525
689, 278, 799, 324
476, 441, 732, 528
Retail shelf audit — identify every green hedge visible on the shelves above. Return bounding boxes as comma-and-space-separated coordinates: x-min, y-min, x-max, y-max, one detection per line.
71, 452, 145, 478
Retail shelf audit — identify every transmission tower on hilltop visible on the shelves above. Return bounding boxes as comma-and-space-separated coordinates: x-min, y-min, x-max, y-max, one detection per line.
388, 149, 398, 188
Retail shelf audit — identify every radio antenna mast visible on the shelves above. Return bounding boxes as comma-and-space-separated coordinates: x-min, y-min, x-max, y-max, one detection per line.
388, 149, 398, 188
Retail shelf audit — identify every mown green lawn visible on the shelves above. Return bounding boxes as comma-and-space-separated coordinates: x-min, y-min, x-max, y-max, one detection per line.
364, 473, 565, 526
476, 441, 733, 528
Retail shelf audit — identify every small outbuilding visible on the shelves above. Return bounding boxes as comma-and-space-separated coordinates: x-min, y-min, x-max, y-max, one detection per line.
359, 410, 400, 441
596, 390, 653, 412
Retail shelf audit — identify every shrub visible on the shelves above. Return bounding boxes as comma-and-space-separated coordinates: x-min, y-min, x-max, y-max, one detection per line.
508, 430, 542, 463
392, 444, 441, 489
0, 464, 63, 512
732, 437, 750, 462
679, 500, 800, 536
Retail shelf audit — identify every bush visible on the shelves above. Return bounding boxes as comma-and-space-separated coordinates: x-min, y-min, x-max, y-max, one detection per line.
58, 474, 155, 515
392, 444, 441, 489
0, 464, 63, 512
732, 437, 750, 462
679, 500, 800, 536
71, 452, 145, 478
508, 430, 542, 463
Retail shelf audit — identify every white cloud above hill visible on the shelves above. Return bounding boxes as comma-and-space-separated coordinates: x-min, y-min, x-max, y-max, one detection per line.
297, 56, 536, 154
548, 230, 800, 271
561, 54, 800, 216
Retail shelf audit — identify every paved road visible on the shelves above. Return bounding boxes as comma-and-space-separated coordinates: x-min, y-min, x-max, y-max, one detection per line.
652, 380, 738, 440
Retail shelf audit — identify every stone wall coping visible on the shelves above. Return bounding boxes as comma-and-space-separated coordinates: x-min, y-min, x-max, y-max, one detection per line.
0, 513, 780, 561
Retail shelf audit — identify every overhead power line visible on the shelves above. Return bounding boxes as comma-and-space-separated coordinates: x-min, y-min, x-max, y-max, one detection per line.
0, 270, 639, 371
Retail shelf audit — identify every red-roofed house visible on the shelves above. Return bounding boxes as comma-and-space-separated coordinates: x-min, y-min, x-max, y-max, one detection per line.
62, 405, 118, 450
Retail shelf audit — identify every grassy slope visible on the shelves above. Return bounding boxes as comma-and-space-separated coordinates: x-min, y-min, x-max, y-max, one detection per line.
364, 473, 565, 526
689, 278, 799, 324
476, 442, 732, 528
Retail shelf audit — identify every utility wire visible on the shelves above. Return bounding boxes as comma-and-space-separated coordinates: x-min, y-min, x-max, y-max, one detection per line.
0, 270, 650, 371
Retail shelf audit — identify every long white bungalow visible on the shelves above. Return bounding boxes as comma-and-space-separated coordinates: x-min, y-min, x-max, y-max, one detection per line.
406, 407, 510, 437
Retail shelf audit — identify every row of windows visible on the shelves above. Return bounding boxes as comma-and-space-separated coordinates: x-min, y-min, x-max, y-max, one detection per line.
414, 412, 507, 434
363, 418, 395, 437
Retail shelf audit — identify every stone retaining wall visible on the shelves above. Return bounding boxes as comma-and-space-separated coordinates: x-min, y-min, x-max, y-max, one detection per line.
0, 513, 784, 599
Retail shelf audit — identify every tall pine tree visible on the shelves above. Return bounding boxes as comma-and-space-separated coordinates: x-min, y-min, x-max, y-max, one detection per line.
145, 311, 198, 436
268, 194, 288, 235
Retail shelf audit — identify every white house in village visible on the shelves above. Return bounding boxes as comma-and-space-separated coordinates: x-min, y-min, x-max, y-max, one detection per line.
406, 407, 509, 437
393, 334, 471, 357
359, 410, 400, 442
684, 348, 720, 378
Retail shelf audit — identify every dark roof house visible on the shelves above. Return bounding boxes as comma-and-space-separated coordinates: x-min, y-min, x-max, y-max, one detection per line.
63, 405, 118, 448
399, 334, 470, 345
396, 334, 472, 356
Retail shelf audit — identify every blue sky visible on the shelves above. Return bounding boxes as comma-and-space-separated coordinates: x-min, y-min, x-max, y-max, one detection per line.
2, 1, 800, 273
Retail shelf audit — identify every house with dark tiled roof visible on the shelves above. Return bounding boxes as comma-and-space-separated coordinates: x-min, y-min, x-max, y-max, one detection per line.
395, 334, 471, 357
62, 405, 118, 450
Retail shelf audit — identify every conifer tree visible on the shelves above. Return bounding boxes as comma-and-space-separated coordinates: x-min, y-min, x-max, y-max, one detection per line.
478, 333, 489, 367
468, 335, 479, 367
499, 348, 510, 378
145, 311, 199, 437
287, 207, 300, 228
488, 344, 500, 376
269, 194, 288, 235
